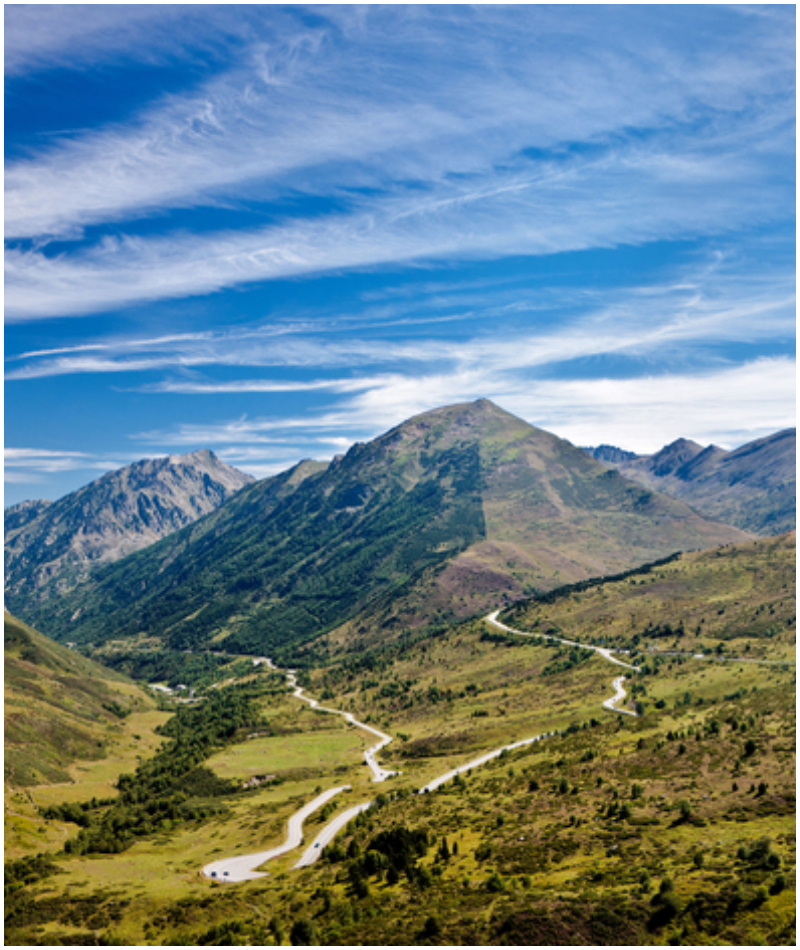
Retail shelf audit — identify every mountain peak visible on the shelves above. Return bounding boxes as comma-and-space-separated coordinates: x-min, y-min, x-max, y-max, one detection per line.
4, 450, 254, 607
649, 437, 705, 476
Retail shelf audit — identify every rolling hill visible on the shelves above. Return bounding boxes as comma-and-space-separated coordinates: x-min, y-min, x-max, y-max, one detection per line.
584, 428, 795, 536
4, 449, 253, 611
21, 400, 749, 657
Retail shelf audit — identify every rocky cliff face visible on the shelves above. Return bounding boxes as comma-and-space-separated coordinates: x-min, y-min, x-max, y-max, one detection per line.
584, 429, 796, 536
4, 450, 253, 606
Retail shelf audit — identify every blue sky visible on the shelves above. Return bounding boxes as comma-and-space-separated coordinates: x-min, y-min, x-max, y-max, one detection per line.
4, 4, 796, 506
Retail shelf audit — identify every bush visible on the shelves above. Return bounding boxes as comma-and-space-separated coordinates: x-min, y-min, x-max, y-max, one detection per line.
485, 872, 505, 893
770, 873, 786, 895
290, 918, 317, 946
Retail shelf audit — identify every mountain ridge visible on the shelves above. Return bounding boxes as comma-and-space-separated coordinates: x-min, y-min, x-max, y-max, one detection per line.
584, 428, 795, 535
20, 400, 750, 657
4, 449, 254, 609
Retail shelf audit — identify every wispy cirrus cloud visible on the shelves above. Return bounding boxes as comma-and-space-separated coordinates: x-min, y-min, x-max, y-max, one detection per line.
3, 447, 127, 484
6, 245, 794, 383
6, 128, 793, 322
5, 6, 793, 320
4, 6, 794, 505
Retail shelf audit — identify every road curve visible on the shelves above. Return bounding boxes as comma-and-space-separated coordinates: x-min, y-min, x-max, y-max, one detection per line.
603, 675, 637, 716
293, 801, 374, 868
202, 785, 350, 882
285, 670, 397, 782
485, 609, 639, 716
485, 610, 638, 671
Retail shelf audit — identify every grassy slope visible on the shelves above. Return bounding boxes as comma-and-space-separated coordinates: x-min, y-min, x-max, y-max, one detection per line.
4, 612, 167, 857
5, 534, 795, 945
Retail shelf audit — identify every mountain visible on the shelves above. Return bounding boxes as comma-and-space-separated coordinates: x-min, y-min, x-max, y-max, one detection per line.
580, 444, 637, 464
584, 428, 795, 536
21, 400, 751, 657
4, 449, 253, 611
4, 611, 155, 786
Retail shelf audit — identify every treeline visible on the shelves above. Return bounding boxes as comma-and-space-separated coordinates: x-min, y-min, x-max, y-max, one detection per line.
507, 552, 683, 612
91, 648, 232, 688
42, 683, 265, 855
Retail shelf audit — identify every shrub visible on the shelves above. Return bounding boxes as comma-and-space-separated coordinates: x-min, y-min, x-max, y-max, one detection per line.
485, 872, 505, 893
290, 918, 317, 946
770, 874, 786, 895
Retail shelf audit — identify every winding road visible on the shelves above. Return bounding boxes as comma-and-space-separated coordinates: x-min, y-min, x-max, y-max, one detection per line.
285, 669, 397, 782
202, 609, 639, 881
202, 785, 350, 882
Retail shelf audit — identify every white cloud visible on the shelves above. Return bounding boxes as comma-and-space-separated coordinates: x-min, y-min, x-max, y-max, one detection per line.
131, 357, 795, 463
3, 5, 278, 77
5, 7, 793, 320
7, 246, 794, 384
4, 447, 125, 478
6, 130, 793, 322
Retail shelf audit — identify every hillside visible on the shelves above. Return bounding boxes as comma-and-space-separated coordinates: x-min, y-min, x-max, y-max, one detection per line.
23, 400, 749, 657
4, 612, 156, 787
5, 534, 794, 946
4, 449, 253, 610
585, 429, 795, 536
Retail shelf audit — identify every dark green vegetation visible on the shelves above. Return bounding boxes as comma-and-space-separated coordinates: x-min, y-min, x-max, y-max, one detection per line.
89, 647, 241, 690
4, 448, 252, 611
4, 612, 154, 787
5, 533, 795, 946
40, 682, 272, 856
20, 401, 747, 658
586, 428, 796, 536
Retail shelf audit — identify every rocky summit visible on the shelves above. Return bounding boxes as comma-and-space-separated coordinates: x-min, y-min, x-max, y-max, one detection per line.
4, 449, 253, 610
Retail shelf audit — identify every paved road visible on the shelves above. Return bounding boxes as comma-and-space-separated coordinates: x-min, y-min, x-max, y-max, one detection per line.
201, 785, 350, 882
418, 731, 556, 794
293, 801, 374, 868
602, 675, 637, 716
485, 609, 640, 715
285, 670, 397, 782
485, 610, 639, 671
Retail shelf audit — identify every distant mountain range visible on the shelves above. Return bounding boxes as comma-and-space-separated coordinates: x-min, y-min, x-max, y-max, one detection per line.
4, 449, 252, 609
583, 428, 795, 536
17, 400, 751, 657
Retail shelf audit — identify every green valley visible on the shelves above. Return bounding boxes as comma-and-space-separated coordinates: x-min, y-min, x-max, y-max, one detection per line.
5, 533, 795, 946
